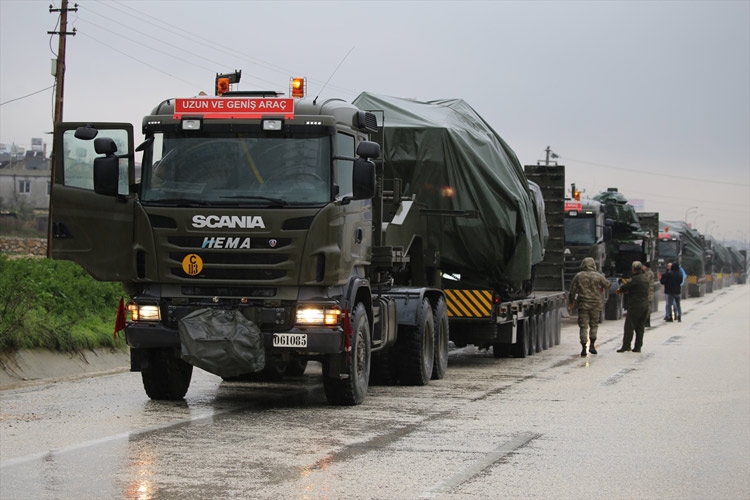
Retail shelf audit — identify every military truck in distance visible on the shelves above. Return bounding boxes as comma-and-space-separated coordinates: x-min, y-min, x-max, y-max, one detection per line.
589, 188, 654, 320
561, 193, 609, 289
656, 224, 687, 298
50, 77, 450, 406
661, 220, 708, 298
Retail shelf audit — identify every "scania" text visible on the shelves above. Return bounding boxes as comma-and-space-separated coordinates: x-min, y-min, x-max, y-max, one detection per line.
192, 215, 266, 229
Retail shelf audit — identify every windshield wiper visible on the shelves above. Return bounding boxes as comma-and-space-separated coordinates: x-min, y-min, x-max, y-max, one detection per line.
220, 195, 288, 206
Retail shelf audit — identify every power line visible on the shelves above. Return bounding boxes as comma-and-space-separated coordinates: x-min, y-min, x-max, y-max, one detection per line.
560, 155, 749, 188
84, 1, 357, 96
0, 86, 55, 106
75, 31, 202, 88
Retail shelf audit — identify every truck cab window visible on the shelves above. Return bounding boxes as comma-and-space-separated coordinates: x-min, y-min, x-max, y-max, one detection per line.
62, 128, 130, 194
335, 132, 355, 196
141, 134, 331, 205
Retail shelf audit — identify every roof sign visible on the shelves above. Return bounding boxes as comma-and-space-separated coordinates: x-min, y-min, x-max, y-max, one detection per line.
174, 98, 295, 119
564, 201, 582, 212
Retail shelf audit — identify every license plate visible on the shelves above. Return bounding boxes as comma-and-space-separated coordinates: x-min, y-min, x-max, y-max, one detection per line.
273, 333, 307, 348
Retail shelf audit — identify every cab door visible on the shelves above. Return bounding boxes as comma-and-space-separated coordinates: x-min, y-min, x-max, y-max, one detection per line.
50, 122, 137, 282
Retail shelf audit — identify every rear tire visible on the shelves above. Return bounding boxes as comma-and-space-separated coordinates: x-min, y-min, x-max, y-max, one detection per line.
533, 316, 542, 353
512, 319, 528, 358
398, 298, 435, 386
323, 303, 371, 405
142, 348, 193, 400
431, 297, 449, 380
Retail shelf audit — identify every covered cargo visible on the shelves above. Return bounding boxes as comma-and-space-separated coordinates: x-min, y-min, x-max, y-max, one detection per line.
661, 220, 706, 278
661, 220, 707, 297
352, 93, 542, 297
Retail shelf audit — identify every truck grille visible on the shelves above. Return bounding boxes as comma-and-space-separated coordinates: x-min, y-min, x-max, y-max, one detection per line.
163, 236, 293, 283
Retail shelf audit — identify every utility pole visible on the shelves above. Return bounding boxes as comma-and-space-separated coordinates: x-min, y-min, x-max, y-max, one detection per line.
537, 146, 559, 166
47, 1, 77, 258
49, 1, 77, 125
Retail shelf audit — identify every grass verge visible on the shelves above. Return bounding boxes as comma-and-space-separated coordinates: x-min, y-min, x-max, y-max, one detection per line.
0, 254, 127, 353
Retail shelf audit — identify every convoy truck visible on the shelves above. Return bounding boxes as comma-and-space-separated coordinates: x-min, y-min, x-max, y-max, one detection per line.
661, 220, 708, 297
565, 188, 656, 320
51, 78, 448, 406
352, 93, 567, 360
49, 76, 564, 404
562, 193, 609, 289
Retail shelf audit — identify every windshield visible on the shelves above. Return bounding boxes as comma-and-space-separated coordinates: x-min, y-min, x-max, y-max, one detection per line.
658, 240, 680, 259
565, 216, 598, 245
140, 133, 331, 205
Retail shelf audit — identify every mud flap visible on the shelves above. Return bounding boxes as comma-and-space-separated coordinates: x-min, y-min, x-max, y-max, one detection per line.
178, 308, 265, 378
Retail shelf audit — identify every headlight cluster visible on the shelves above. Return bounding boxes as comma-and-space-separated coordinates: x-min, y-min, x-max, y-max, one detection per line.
127, 302, 161, 322
296, 306, 340, 326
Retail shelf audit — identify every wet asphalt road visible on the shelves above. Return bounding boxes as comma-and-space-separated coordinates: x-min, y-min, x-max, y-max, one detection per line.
1, 285, 749, 500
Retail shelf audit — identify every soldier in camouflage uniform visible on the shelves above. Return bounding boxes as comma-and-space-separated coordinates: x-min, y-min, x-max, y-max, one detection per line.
569, 257, 612, 357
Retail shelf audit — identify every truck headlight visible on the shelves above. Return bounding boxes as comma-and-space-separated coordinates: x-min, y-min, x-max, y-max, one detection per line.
296, 306, 340, 326
127, 302, 161, 322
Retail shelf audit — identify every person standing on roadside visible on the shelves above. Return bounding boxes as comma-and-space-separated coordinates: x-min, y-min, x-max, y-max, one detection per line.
642, 261, 655, 327
616, 261, 651, 353
569, 257, 612, 357
661, 261, 683, 322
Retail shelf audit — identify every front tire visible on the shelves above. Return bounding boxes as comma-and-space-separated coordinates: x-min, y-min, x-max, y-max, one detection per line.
323, 303, 371, 405
142, 348, 193, 400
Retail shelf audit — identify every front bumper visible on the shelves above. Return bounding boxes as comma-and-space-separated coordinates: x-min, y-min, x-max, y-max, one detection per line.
125, 322, 344, 354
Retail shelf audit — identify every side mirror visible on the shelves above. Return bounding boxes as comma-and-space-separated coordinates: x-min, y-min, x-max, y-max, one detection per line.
352, 158, 375, 200
93, 137, 120, 196
356, 140, 380, 160
74, 125, 99, 141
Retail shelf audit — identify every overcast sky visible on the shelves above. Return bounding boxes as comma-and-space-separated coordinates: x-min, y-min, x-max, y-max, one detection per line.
1, 0, 748, 243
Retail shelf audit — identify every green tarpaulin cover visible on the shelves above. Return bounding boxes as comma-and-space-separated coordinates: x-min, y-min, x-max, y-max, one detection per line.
352, 93, 542, 295
661, 220, 706, 277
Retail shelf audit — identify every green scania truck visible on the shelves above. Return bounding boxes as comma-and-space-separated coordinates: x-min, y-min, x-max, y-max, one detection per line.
49, 75, 563, 405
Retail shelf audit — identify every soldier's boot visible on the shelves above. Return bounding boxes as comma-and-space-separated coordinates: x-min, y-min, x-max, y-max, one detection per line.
589, 339, 597, 355
580, 343, 587, 357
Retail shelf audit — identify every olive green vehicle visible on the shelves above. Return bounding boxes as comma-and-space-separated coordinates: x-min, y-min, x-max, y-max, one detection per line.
50, 81, 447, 405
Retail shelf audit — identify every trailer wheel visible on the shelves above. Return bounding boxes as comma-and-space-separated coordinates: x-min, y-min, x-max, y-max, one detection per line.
398, 298, 435, 386
431, 297, 449, 380
512, 319, 528, 358
532, 315, 542, 353
545, 311, 553, 349
142, 348, 193, 401
540, 313, 548, 351
323, 302, 371, 405
554, 308, 562, 345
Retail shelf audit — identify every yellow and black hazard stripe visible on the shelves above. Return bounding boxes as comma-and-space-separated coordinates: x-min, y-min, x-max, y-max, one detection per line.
444, 289, 493, 318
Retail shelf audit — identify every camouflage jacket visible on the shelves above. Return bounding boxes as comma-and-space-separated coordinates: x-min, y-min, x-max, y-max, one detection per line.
569, 259, 611, 310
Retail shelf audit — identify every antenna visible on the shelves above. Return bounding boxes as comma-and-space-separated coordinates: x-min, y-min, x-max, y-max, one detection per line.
313, 46, 355, 105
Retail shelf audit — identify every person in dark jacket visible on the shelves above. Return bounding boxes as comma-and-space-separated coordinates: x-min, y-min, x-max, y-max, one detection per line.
616, 261, 651, 352
660, 261, 683, 322
569, 257, 612, 356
